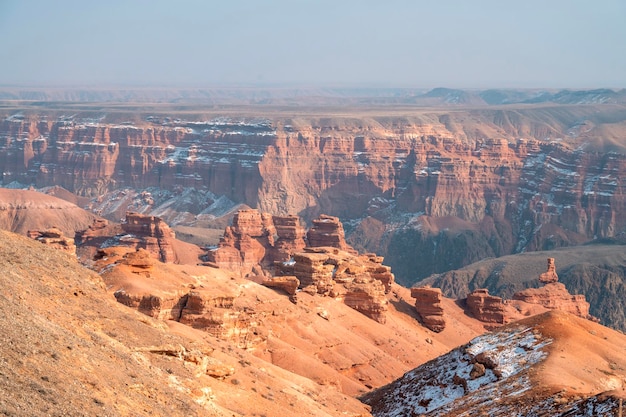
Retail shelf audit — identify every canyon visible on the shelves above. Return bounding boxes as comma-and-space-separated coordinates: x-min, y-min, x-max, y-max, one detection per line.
2, 95, 626, 290
1, 89, 626, 416
0, 181, 624, 415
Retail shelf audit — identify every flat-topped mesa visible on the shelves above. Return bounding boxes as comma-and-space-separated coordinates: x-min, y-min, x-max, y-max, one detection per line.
539, 257, 559, 284
121, 212, 177, 263
410, 287, 446, 332
306, 215, 357, 254
27, 227, 76, 256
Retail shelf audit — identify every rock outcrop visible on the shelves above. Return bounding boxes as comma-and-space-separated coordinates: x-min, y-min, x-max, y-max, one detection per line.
419, 259, 597, 330
276, 247, 392, 323
262, 275, 300, 297
121, 212, 177, 263
206, 209, 283, 277
306, 215, 356, 254
465, 289, 507, 325
269, 215, 307, 262
410, 287, 446, 332
27, 227, 76, 255
513, 284, 592, 319
539, 257, 559, 283
206, 209, 395, 322
513, 258, 594, 320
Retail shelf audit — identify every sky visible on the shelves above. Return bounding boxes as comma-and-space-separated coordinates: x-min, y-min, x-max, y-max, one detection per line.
0, 0, 624, 89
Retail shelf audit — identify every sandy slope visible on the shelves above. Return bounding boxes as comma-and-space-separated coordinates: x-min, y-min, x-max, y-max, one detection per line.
0, 230, 373, 416
0, 188, 99, 236
98, 254, 486, 398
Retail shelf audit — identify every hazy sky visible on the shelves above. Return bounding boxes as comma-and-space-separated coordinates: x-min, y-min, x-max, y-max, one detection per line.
0, 0, 624, 88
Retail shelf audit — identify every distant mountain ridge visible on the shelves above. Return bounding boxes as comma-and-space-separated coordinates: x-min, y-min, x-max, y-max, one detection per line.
0, 86, 624, 105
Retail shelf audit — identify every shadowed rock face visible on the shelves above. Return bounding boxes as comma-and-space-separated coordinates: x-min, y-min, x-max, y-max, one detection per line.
410, 287, 446, 332
2, 109, 626, 285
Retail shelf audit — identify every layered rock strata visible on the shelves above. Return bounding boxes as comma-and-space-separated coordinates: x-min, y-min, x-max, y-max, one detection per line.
205, 209, 301, 277
410, 287, 446, 332
465, 289, 507, 325
306, 215, 356, 254
3, 112, 626, 284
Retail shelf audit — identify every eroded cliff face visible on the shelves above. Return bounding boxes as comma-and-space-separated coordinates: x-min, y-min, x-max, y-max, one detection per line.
2, 108, 625, 284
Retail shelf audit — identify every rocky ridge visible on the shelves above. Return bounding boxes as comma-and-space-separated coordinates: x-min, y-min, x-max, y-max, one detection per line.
362, 311, 626, 416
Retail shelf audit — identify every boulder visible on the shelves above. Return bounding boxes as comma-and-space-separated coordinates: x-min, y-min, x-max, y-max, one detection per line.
262, 276, 300, 296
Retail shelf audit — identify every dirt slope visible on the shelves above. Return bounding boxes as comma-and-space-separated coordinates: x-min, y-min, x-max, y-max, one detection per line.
0, 230, 372, 416
0, 188, 98, 236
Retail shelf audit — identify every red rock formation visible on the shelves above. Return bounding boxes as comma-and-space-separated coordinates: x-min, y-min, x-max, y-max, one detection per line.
27, 227, 76, 255
410, 287, 446, 332
205, 209, 275, 277
466, 289, 507, 325
121, 212, 177, 263
262, 276, 300, 296
513, 283, 592, 318
270, 215, 306, 262
539, 257, 559, 283
512, 258, 593, 320
306, 215, 356, 254
275, 247, 390, 323
207, 210, 332, 279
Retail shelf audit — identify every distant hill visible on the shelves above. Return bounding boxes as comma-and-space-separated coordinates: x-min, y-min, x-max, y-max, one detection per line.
0, 188, 98, 236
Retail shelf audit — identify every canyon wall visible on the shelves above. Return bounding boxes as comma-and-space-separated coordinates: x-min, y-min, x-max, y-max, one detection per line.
1, 106, 625, 284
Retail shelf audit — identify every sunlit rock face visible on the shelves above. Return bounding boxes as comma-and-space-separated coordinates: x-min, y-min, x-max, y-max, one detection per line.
2, 111, 626, 284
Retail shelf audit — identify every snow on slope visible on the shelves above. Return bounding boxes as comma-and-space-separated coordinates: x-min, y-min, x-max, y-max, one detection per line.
363, 325, 552, 416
